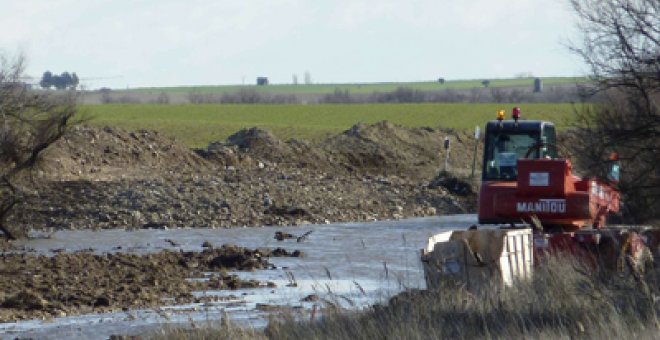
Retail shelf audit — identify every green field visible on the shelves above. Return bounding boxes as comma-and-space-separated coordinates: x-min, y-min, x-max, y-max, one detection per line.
126, 77, 588, 96
83, 103, 579, 148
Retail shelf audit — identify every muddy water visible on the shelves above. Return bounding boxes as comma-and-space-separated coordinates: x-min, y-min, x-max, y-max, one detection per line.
1, 214, 476, 339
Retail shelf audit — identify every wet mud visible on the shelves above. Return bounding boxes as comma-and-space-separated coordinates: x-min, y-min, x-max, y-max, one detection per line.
0, 244, 300, 322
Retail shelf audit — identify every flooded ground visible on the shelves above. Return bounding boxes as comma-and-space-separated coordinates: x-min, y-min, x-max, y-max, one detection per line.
1, 214, 477, 339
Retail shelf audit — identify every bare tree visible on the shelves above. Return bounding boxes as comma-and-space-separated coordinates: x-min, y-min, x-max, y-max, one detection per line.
567, 0, 659, 222
0, 53, 77, 239
570, 0, 659, 100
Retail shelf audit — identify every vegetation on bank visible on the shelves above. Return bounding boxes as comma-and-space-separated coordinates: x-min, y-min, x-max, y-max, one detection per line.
82, 103, 577, 147
151, 258, 659, 340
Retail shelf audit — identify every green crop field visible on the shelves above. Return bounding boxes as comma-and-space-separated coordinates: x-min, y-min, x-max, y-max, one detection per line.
125, 77, 588, 96
82, 103, 581, 148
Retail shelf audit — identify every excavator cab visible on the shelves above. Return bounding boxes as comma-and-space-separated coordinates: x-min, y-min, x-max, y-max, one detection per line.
482, 120, 557, 181
478, 115, 567, 226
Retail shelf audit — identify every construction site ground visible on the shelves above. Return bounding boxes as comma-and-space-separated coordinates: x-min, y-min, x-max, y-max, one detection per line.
1, 121, 480, 323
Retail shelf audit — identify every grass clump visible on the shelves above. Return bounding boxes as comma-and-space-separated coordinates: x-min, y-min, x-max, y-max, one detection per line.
150, 319, 266, 340
266, 258, 658, 339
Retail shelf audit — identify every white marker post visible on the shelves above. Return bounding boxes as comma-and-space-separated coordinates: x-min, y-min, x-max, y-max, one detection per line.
471, 126, 480, 178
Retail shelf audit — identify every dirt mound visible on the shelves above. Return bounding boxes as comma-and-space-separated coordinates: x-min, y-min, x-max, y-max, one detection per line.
3, 122, 477, 235
333, 121, 480, 178
204, 121, 482, 180
331, 121, 480, 177
0, 244, 300, 322
200, 127, 296, 167
36, 121, 479, 182
38, 126, 208, 179
428, 171, 477, 196
197, 142, 254, 167
321, 121, 443, 178
427, 171, 478, 212
205, 127, 329, 169
227, 127, 282, 150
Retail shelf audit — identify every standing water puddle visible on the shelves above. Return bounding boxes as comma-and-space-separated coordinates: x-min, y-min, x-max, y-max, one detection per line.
1, 214, 476, 339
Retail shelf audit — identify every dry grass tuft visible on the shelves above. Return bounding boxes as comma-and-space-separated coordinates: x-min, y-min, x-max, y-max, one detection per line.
150, 320, 266, 340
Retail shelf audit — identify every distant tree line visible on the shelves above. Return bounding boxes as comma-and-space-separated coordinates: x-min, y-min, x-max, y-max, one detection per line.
40, 71, 79, 90
187, 88, 298, 104
92, 85, 587, 105
319, 85, 585, 104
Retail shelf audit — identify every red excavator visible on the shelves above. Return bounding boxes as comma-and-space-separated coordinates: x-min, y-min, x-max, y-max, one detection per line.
422, 108, 654, 290
476, 107, 652, 271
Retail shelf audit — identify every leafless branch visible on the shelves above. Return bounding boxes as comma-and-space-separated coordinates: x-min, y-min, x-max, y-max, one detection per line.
567, 0, 659, 222
0, 52, 78, 239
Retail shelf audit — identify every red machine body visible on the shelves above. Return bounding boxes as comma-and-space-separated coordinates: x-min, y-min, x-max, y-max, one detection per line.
479, 158, 620, 230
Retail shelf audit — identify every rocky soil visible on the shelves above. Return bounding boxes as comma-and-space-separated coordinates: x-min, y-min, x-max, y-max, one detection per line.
9, 168, 470, 232
6, 122, 478, 235
0, 243, 301, 322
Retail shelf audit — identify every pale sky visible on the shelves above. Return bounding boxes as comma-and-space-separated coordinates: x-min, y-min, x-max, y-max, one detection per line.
0, 0, 585, 89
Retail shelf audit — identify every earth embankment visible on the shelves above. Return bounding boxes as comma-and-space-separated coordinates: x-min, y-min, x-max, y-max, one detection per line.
7, 121, 478, 234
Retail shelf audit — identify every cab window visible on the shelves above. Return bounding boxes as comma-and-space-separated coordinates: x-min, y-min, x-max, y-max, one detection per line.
483, 132, 539, 180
